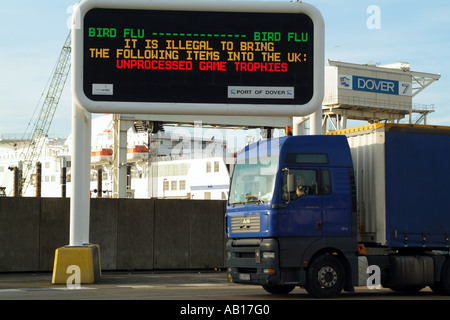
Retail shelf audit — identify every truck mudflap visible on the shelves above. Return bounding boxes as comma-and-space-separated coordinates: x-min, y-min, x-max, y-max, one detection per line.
226, 238, 282, 285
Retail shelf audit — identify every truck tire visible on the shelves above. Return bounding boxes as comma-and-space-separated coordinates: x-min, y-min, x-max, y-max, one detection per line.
305, 255, 345, 298
262, 284, 295, 295
430, 258, 450, 295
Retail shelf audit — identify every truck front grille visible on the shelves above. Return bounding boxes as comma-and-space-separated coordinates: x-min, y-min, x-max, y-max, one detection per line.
231, 215, 260, 233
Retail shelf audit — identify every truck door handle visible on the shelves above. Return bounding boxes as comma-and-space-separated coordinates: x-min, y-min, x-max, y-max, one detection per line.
315, 222, 323, 231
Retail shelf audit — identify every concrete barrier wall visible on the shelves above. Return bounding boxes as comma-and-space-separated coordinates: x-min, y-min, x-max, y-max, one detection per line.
0, 198, 226, 272
39, 198, 70, 271
117, 199, 155, 270
0, 198, 41, 271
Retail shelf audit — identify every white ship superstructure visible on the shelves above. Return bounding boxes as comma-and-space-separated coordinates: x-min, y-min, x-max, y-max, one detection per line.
0, 134, 69, 197
0, 114, 236, 199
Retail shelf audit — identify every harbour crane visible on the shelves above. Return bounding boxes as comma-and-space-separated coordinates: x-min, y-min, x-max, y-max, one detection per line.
19, 32, 72, 195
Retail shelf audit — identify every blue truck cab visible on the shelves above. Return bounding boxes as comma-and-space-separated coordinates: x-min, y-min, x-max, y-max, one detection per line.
226, 135, 358, 297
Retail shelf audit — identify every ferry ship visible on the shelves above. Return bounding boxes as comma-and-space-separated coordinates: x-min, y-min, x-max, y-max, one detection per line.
0, 114, 238, 199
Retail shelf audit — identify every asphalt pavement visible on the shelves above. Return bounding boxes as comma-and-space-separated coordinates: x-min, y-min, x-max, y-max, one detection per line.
0, 269, 232, 298
1, 270, 449, 303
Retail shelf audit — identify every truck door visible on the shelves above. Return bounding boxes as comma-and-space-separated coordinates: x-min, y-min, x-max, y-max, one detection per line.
278, 169, 323, 237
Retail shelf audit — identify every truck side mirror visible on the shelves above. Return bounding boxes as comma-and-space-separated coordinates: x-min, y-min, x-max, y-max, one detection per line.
281, 168, 294, 203
287, 172, 295, 193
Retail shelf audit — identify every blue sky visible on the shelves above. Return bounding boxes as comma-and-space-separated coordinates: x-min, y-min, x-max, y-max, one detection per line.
0, 0, 448, 137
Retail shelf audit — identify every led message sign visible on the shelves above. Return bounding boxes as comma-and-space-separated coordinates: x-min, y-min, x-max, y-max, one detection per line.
83, 8, 314, 105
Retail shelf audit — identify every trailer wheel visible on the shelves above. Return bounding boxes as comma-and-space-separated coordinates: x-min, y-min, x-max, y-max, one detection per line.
305, 255, 345, 298
430, 258, 450, 295
262, 284, 295, 295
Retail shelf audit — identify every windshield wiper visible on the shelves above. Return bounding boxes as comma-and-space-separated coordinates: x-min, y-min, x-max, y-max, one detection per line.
231, 199, 265, 205
229, 201, 247, 206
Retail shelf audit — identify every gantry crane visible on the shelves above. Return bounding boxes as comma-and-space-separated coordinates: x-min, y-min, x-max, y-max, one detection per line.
19, 32, 72, 195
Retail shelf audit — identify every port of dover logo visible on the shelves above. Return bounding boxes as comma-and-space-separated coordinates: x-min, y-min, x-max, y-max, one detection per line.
228, 86, 294, 99
339, 75, 352, 89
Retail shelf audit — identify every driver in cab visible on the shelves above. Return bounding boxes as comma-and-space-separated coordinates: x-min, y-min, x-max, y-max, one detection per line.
295, 175, 312, 198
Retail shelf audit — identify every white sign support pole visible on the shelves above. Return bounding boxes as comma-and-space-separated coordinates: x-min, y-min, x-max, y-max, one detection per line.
53, 101, 99, 284
69, 102, 91, 246
83, 110, 92, 244
310, 108, 323, 135
52, 66, 99, 287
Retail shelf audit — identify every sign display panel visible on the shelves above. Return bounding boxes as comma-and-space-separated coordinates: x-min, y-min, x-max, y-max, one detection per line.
83, 8, 314, 105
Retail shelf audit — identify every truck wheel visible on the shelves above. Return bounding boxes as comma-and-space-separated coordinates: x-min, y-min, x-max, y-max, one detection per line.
305, 255, 345, 298
262, 284, 295, 295
430, 258, 450, 295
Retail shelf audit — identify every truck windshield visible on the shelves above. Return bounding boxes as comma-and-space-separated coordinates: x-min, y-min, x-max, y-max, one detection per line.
229, 156, 279, 205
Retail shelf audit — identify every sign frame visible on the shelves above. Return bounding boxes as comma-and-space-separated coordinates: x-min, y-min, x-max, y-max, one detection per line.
72, 0, 325, 117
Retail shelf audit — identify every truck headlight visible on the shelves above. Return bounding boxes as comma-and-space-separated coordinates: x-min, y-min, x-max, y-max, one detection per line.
262, 252, 275, 259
